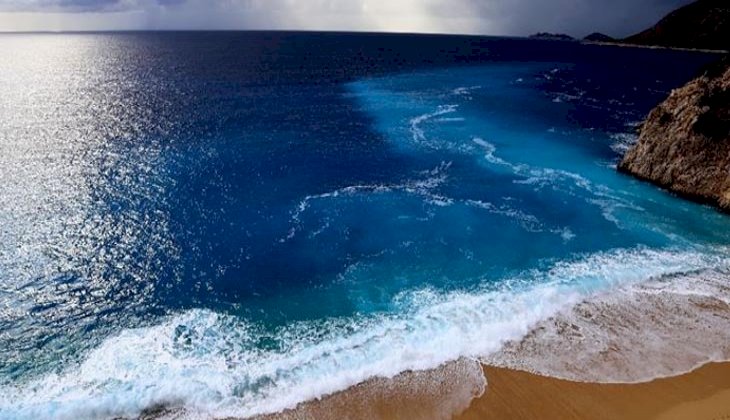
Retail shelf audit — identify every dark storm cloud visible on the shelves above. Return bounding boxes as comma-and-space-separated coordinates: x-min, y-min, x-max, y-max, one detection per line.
453, 0, 695, 36
0, 0, 698, 36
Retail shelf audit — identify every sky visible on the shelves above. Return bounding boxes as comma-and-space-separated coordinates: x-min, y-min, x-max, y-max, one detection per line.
0, 0, 694, 36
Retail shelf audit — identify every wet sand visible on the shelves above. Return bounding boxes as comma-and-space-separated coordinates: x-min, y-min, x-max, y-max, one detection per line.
259, 271, 730, 420
461, 363, 730, 420
260, 361, 730, 420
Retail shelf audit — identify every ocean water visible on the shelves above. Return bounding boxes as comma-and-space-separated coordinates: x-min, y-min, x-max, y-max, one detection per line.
1, 32, 729, 419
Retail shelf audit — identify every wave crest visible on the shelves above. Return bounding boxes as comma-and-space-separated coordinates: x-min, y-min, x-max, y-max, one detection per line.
2, 247, 728, 419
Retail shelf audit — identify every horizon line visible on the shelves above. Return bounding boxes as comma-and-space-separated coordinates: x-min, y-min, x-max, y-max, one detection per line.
0, 28, 608, 39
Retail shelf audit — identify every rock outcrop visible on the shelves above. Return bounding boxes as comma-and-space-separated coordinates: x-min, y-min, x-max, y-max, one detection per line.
623, 0, 730, 51
619, 57, 730, 211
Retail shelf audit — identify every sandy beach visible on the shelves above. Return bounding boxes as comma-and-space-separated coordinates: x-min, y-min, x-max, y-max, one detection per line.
2, 1, 730, 417
259, 362, 730, 420
261, 270, 730, 420
463, 363, 730, 420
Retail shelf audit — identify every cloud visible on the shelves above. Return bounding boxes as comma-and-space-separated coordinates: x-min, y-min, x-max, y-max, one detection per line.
0, 0, 121, 12
462, 0, 694, 36
0, 0, 695, 37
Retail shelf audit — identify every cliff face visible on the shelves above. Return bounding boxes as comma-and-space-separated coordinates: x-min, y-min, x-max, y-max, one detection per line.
624, 0, 730, 51
618, 57, 730, 211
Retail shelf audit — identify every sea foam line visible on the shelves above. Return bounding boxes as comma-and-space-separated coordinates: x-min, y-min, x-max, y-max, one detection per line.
409, 105, 458, 145
282, 160, 569, 241
472, 137, 647, 229
1, 246, 727, 420
281, 162, 453, 242
488, 267, 730, 384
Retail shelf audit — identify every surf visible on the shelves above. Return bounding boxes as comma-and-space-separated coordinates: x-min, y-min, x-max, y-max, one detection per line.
2, 246, 728, 419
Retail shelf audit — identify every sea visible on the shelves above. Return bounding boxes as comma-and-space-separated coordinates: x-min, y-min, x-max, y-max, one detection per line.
1, 32, 729, 419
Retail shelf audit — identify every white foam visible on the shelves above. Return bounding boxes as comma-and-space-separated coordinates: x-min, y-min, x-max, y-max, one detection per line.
488, 267, 730, 383
281, 159, 568, 239
468, 137, 604, 208
469, 138, 643, 229
471, 137, 537, 176
465, 199, 546, 233
609, 132, 639, 155
555, 227, 576, 242
452, 86, 481, 95
515, 167, 593, 191
435, 117, 466, 123
405, 105, 638, 231
451, 86, 482, 99
513, 166, 646, 228
472, 137, 507, 167
409, 105, 458, 146
554, 92, 584, 103
281, 162, 452, 242
2, 246, 728, 420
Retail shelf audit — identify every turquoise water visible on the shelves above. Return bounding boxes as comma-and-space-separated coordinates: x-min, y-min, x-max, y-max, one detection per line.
0, 33, 728, 419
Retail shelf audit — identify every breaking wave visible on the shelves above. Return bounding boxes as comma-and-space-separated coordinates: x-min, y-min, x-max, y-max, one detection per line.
2, 246, 728, 420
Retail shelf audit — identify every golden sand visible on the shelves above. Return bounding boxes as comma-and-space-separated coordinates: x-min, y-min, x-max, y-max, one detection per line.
461, 363, 730, 420
254, 272, 730, 420
262, 362, 730, 420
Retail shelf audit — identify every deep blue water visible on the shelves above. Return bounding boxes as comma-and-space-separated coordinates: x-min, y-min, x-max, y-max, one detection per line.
1, 32, 729, 418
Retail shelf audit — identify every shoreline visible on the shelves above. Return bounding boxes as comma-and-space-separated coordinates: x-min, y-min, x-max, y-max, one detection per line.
258, 268, 730, 420
146, 361, 730, 419
123, 266, 730, 420
257, 361, 730, 420
582, 40, 729, 54
461, 362, 730, 420
136, 267, 730, 419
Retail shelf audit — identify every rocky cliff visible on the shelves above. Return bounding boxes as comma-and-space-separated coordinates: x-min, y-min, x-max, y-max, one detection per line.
624, 0, 729, 51
618, 57, 730, 211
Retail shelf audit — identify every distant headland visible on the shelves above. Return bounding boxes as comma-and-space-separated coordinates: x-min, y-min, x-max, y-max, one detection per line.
615, 0, 730, 212
530, 0, 728, 52
528, 32, 576, 42
623, 0, 729, 51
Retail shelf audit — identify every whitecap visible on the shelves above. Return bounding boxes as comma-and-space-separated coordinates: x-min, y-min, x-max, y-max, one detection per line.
609, 132, 638, 155
488, 267, 730, 383
2, 247, 727, 420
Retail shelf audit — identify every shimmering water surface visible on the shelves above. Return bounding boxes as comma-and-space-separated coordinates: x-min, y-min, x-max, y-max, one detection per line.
0, 32, 728, 419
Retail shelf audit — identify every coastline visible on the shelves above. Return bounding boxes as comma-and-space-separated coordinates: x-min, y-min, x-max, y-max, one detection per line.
257, 268, 730, 420
257, 362, 730, 420
3, 22, 730, 420
582, 40, 729, 54
463, 362, 730, 420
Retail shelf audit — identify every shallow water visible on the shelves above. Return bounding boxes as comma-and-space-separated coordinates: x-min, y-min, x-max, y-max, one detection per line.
0, 32, 728, 419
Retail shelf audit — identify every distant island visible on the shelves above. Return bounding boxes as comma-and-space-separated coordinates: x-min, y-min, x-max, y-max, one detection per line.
528, 32, 576, 42
583, 32, 616, 43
